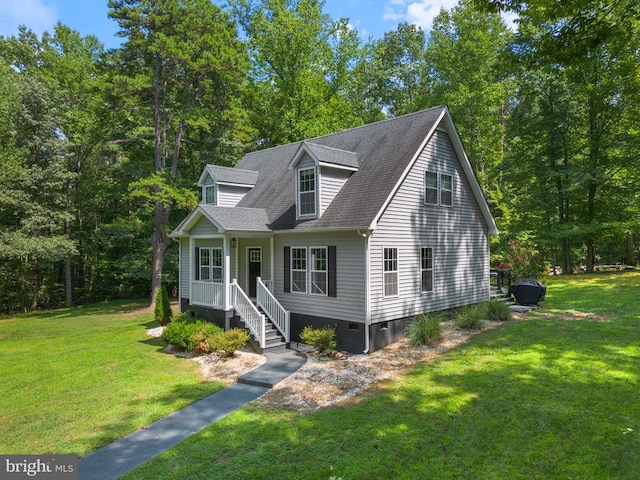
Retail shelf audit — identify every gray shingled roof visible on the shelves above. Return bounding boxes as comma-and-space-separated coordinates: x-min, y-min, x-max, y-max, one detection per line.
204, 165, 258, 186
301, 142, 359, 169
235, 106, 447, 230
200, 205, 271, 232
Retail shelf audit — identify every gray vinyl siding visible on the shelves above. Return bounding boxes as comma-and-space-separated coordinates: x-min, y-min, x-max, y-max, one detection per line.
297, 154, 315, 169
320, 166, 351, 215
190, 216, 220, 236
274, 231, 367, 323
218, 185, 250, 207
369, 129, 490, 323
180, 238, 190, 299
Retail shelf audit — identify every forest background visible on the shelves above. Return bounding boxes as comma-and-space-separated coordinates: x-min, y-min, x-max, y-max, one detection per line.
0, 0, 638, 313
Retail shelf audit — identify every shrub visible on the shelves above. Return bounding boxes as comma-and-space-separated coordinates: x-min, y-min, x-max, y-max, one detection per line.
406, 312, 442, 346
192, 322, 225, 354
154, 285, 173, 326
455, 304, 485, 329
162, 317, 222, 352
300, 325, 337, 353
162, 318, 200, 350
205, 328, 250, 357
485, 300, 513, 322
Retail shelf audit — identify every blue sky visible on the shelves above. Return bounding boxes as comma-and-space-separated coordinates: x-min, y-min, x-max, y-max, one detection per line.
0, 0, 469, 49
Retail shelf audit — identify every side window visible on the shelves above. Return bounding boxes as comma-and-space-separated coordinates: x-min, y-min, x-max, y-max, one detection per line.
440, 174, 453, 207
421, 247, 433, 292
424, 171, 438, 205
424, 171, 453, 206
291, 247, 307, 293
383, 247, 398, 297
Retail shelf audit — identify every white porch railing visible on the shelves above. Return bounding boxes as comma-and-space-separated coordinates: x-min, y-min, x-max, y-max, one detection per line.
191, 281, 225, 308
256, 277, 290, 343
263, 279, 274, 292
230, 279, 266, 348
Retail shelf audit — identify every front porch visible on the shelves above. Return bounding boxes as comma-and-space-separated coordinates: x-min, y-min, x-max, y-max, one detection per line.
190, 275, 290, 351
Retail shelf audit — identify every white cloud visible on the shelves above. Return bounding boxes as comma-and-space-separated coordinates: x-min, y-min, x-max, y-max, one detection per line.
385, 1, 518, 33
0, 0, 57, 38
406, 1, 457, 31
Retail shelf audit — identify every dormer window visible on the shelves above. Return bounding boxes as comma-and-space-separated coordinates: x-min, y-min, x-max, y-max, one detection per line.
204, 184, 216, 205
297, 167, 317, 217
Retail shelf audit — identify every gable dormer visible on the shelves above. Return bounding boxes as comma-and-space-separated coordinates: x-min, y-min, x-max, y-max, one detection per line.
197, 165, 258, 207
289, 142, 358, 220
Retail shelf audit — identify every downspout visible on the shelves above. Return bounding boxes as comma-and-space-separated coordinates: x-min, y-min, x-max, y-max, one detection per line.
358, 229, 372, 354
176, 238, 182, 312
189, 236, 195, 307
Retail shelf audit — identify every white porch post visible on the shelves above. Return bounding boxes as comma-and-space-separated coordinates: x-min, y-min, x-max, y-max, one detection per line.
270, 235, 275, 282
189, 236, 195, 302
223, 236, 232, 311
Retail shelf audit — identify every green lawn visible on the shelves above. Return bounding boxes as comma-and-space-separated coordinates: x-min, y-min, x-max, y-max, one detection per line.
0, 301, 224, 456
124, 272, 640, 480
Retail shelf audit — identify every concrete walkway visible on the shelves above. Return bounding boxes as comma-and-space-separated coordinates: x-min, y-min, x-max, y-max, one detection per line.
79, 348, 306, 480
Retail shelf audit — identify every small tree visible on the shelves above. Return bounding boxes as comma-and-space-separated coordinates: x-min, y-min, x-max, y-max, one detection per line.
154, 285, 173, 326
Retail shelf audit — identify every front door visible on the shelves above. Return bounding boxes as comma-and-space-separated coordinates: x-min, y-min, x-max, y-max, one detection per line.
248, 248, 262, 298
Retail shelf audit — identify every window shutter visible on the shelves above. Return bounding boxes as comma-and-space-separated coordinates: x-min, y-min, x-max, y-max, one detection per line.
328, 246, 337, 297
195, 247, 200, 281
284, 246, 290, 293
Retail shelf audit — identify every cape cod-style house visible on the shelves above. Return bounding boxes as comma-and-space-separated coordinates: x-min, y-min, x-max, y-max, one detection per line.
170, 106, 498, 353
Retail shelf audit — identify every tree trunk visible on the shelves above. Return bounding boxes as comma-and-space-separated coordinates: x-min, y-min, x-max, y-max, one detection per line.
65, 183, 73, 307
626, 231, 635, 266
151, 200, 170, 305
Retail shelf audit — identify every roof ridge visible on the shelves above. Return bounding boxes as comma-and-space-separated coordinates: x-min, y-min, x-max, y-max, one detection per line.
242, 106, 447, 157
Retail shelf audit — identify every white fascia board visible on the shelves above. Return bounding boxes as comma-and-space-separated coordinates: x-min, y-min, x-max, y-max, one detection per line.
317, 161, 358, 172
169, 206, 226, 237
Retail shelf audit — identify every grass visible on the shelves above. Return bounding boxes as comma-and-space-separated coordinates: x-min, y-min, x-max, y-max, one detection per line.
123, 271, 640, 480
0, 301, 225, 456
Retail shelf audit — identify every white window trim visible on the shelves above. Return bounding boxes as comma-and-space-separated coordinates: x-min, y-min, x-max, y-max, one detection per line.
310, 246, 328, 296
383, 247, 399, 298
297, 166, 318, 218
440, 173, 453, 207
420, 246, 434, 294
199, 247, 223, 282
289, 246, 329, 296
203, 183, 217, 205
290, 246, 308, 294
424, 171, 453, 207
424, 171, 439, 206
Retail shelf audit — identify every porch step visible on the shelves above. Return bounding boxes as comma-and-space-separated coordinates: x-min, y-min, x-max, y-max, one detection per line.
235, 314, 287, 352
490, 287, 539, 313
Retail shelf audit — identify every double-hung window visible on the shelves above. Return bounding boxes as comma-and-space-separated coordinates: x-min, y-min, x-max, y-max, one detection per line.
204, 184, 216, 205
198, 247, 222, 281
424, 171, 453, 206
383, 247, 398, 297
440, 174, 453, 206
291, 247, 307, 293
310, 247, 327, 295
298, 167, 316, 216
421, 247, 433, 292
285, 246, 335, 297
425, 171, 439, 205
